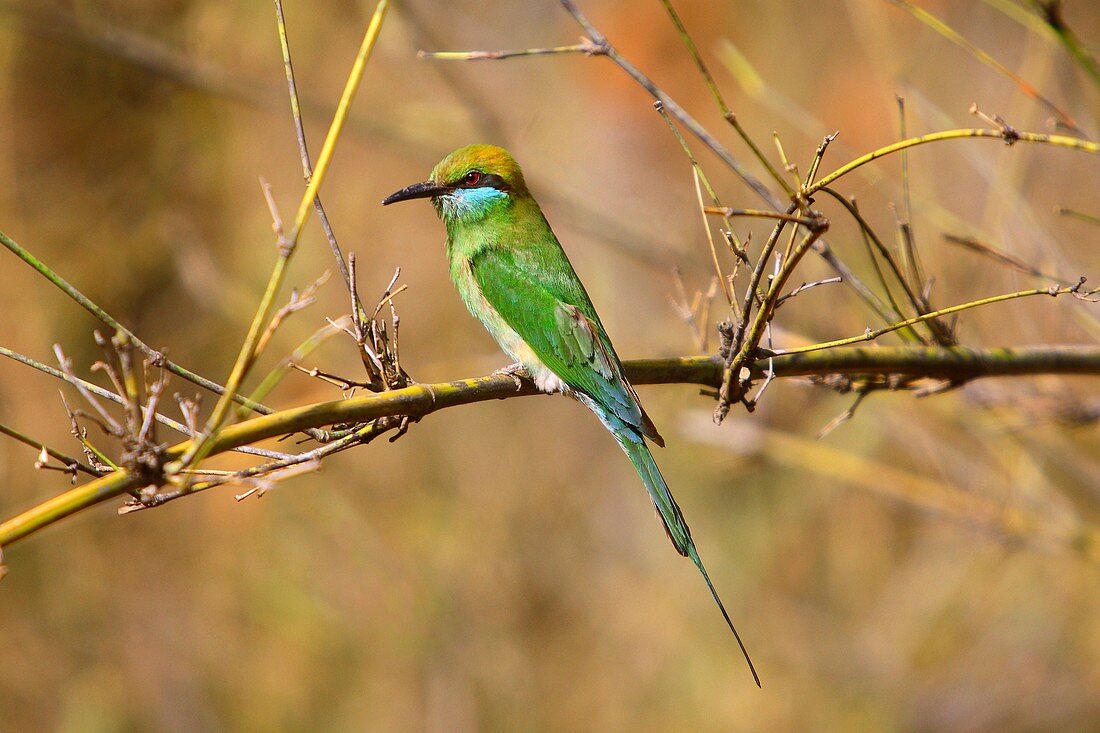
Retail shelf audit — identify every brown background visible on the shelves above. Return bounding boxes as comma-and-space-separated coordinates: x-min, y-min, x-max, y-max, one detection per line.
1, 1, 1098, 730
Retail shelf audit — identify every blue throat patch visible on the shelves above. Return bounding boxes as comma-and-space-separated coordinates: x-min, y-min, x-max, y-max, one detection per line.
437, 186, 510, 223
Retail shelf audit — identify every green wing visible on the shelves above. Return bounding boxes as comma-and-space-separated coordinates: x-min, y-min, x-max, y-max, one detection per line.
470, 245, 663, 445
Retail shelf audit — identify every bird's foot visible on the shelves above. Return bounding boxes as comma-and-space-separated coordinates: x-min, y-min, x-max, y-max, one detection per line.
492, 362, 530, 391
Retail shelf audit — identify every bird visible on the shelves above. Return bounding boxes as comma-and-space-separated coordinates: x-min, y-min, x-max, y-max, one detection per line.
383, 144, 758, 685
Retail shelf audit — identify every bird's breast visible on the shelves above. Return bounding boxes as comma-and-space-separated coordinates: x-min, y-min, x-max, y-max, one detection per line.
451, 258, 567, 394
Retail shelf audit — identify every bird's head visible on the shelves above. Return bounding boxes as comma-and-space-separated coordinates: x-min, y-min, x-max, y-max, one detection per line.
382, 144, 528, 225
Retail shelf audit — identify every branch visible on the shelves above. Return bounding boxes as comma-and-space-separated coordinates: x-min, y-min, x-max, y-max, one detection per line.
807, 128, 1100, 194
2, 346, 1099, 550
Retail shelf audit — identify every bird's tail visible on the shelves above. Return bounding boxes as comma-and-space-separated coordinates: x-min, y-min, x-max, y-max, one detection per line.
618, 435, 761, 687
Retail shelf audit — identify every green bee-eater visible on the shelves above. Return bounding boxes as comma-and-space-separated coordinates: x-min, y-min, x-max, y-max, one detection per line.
383, 144, 758, 685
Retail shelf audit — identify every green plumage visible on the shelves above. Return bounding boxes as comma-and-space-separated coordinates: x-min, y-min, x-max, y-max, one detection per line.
383, 144, 758, 685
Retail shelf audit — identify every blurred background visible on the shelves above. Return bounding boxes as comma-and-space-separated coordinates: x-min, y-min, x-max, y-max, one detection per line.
1, 0, 1098, 730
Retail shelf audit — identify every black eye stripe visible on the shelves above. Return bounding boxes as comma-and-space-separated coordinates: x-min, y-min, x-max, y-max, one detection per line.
453, 172, 509, 190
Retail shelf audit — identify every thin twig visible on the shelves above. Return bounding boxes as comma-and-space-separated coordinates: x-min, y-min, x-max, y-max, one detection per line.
693, 169, 732, 305
1054, 206, 1100, 227
275, 0, 351, 289
775, 283, 1092, 356
819, 187, 954, 344
817, 392, 870, 439
654, 101, 746, 262
775, 277, 843, 308
54, 345, 124, 436
943, 233, 1063, 280
809, 128, 1100, 194
418, 41, 602, 61
0, 346, 291, 460
703, 206, 820, 228
0, 422, 100, 478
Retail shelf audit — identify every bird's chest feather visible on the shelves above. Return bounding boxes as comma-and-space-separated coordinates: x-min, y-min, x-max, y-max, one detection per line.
450, 259, 567, 394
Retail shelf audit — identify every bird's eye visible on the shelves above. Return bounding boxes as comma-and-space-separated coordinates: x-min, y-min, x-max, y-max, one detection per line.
464, 170, 482, 186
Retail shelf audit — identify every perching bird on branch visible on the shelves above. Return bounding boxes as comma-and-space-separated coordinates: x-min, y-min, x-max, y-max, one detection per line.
383, 144, 758, 686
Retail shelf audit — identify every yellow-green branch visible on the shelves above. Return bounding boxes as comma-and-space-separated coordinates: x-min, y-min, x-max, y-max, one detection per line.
775, 285, 1086, 355
808, 128, 1100, 194
2, 346, 1099, 550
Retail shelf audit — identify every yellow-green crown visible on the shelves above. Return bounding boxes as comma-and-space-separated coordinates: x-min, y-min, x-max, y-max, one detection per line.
430, 144, 528, 192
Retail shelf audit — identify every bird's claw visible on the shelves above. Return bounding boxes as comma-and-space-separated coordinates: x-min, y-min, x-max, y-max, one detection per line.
492, 362, 529, 391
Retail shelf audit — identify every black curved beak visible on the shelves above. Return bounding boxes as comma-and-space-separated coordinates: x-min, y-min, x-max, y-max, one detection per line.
381, 180, 451, 205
